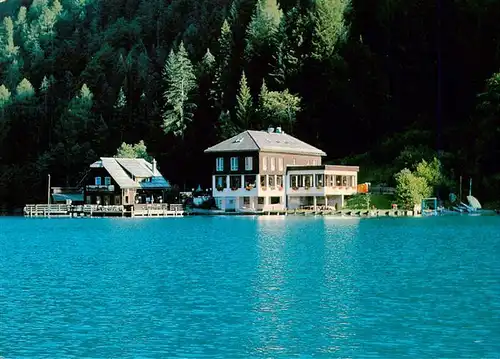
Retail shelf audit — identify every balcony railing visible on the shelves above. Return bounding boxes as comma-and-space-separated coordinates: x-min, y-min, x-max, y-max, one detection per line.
86, 185, 115, 192
289, 186, 358, 192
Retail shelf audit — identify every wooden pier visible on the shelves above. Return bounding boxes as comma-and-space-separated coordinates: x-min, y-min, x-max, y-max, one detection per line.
189, 208, 414, 217
24, 203, 185, 218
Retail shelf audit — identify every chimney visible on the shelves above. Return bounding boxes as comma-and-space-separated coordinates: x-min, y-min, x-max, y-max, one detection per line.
267, 126, 275, 133
152, 158, 157, 174
276, 126, 282, 134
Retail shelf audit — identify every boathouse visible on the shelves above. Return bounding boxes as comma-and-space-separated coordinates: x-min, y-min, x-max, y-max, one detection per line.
84, 157, 171, 205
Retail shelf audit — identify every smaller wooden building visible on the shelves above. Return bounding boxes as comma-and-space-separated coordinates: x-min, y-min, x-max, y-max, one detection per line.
84, 157, 171, 206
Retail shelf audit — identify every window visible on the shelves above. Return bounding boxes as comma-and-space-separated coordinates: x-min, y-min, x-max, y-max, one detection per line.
260, 175, 266, 188
104, 177, 111, 186
263, 156, 268, 171
316, 174, 324, 187
278, 158, 283, 171
95, 176, 101, 185
245, 157, 253, 171
243, 197, 250, 205
258, 197, 265, 205
244, 175, 256, 188
268, 175, 275, 188
276, 175, 283, 188
230, 157, 238, 171
305, 175, 312, 188
230, 175, 241, 189
270, 197, 281, 204
216, 157, 224, 171
271, 157, 276, 171
216, 176, 226, 189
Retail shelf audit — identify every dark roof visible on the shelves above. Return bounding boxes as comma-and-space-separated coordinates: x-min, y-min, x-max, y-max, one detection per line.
204, 130, 327, 156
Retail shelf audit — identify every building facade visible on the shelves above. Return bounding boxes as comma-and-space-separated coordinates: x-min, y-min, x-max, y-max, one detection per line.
84, 157, 171, 205
204, 127, 359, 212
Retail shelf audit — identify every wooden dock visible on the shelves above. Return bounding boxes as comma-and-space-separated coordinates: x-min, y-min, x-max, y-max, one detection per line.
24, 204, 185, 218
189, 208, 414, 217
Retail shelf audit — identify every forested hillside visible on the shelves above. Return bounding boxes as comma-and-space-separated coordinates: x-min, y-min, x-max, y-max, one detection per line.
1, 0, 500, 208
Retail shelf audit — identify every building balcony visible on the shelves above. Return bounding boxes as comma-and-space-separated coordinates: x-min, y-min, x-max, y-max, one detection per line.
257, 185, 285, 196
212, 184, 286, 197
213, 185, 258, 197
86, 185, 115, 192
286, 185, 358, 196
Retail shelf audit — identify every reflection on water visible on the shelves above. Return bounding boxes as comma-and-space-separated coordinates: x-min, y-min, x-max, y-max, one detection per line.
1, 216, 500, 358
321, 218, 361, 354
252, 217, 362, 356
252, 217, 288, 356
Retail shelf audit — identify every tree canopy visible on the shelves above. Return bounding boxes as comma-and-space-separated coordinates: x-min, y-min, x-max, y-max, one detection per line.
0, 0, 499, 207
115, 140, 152, 162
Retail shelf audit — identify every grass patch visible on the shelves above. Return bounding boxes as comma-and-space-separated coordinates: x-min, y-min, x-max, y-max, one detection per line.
370, 194, 395, 209
345, 193, 395, 210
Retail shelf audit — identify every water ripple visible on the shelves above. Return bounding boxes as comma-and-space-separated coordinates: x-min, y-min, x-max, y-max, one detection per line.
0, 216, 499, 358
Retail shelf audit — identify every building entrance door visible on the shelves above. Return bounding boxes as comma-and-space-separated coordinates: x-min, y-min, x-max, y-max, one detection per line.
225, 197, 236, 211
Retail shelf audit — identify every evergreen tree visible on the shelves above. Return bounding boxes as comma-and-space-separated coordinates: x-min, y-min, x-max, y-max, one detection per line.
29, 0, 49, 19
212, 19, 233, 109
16, 78, 35, 101
40, 76, 50, 93
236, 71, 252, 129
271, 7, 307, 86
199, 48, 215, 77
36, 0, 63, 39
312, 0, 350, 61
0, 83, 11, 125
244, 0, 282, 93
3, 59, 22, 94
217, 109, 239, 139
0, 16, 19, 61
162, 42, 197, 138
0, 85, 11, 108
245, 0, 282, 60
15, 6, 27, 30
114, 87, 126, 111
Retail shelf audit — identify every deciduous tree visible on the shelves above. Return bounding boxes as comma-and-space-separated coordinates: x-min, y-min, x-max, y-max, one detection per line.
115, 140, 152, 161
395, 168, 432, 209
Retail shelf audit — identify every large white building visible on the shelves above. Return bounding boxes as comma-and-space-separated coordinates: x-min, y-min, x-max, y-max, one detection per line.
204, 127, 359, 212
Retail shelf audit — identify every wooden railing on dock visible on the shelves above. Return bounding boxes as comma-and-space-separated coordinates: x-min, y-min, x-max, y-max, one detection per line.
132, 203, 184, 217
23, 203, 185, 218
24, 204, 71, 217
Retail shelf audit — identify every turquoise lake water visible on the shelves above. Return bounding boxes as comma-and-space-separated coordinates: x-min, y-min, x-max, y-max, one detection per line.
1, 216, 499, 358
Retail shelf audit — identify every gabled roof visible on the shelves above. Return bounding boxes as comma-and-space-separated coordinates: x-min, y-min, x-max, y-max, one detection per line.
115, 158, 153, 178
90, 157, 171, 189
204, 130, 327, 156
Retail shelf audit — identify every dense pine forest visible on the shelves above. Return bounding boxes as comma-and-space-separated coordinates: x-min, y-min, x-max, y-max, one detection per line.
1, 0, 500, 208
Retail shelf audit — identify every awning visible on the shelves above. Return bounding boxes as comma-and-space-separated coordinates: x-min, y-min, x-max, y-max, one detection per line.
52, 193, 84, 202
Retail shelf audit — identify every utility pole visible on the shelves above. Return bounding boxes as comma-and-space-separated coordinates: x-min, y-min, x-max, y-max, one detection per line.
47, 174, 51, 218
459, 176, 462, 202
